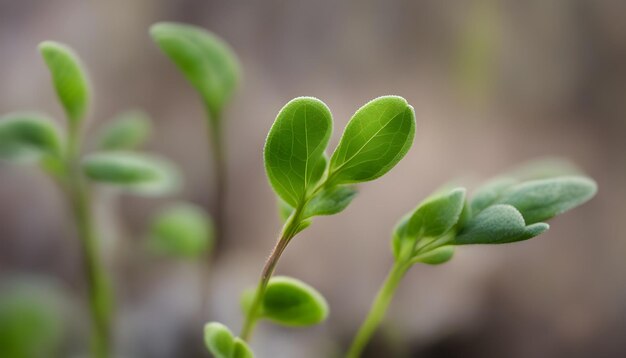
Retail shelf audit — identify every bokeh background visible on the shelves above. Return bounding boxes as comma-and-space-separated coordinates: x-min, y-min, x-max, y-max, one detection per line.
1, 0, 625, 357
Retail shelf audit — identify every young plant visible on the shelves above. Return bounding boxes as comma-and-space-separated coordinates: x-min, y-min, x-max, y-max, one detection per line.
346, 170, 597, 357
150, 23, 241, 306
0, 42, 179, 357
201, 95, 416, 356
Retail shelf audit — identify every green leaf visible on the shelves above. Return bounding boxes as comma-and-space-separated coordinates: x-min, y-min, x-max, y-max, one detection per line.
150, 22, 241, 120
303, 185, 357, 218
259, 276, 329, 327
412, 246, 455, 265
0, 112, 62, 162
203, 322, 254, 358
392, 188, 465, 261
97, 110, 152, 151
455, 204, 548, 245
264, 97, 333, 207
147, 203, 213, 259
470, 177, 518, 214
328, 96, 415, 185
39, 41, 90, 125
407, 188, 466, 238
82, 151, 180, 196
497, 176, 597, 224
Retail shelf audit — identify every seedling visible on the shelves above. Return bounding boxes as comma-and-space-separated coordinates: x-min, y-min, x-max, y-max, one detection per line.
150, 22, 241, 314
0, 41, 180, 357
201, 95, 416, 356
346, 167, 597, 357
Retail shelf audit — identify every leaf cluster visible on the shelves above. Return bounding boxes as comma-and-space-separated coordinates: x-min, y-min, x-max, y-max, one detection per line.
264, 96, 415, 229
392, 169, 597, 267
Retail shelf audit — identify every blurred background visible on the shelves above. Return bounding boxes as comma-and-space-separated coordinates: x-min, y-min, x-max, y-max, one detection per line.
0, 0, 624, 357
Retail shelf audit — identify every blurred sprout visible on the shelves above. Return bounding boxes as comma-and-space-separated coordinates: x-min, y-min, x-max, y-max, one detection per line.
204, 322, 253, 358
241, 276, 329, 327
0, 112, 63, 163
0, 277, 66, 358
39, 41, 90, 125
150, 22, 241, 122
82, 151, 180, 196
147, 203, 214, 259
97, 110, 152, 151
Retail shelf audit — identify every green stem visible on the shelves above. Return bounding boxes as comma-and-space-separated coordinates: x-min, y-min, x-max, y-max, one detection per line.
65, 124, 112, 358
346, 260, 410, 358
239, 209, 302, 341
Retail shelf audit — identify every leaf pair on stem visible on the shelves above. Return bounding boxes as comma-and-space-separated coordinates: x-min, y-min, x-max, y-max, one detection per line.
347, 163, 597, 357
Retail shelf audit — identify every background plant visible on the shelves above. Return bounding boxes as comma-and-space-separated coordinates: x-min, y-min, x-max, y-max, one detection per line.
346, 166, 597, 357
0, 41, 180, 358
150, 22, 241, 314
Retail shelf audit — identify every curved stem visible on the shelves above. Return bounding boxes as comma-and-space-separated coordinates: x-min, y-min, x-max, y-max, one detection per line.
65, 124, 112, 358
239, 210, 302, 341
346, 261, 410, 358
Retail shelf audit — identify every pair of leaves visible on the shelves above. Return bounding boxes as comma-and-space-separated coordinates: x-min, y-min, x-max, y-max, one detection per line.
82, 152, 180, 196
204, 322, 253, 358
147, 203, 214, 259
241, 276, 329, 327
150, 22, 241, 121
392, 188, 466, 263
265, 96, 415, 219
0, 113, 62, 162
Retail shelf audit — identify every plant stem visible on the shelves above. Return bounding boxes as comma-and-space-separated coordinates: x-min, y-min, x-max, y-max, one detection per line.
346, 261, 410, 358
65, 124, 112, 358
239, 210, 302, 340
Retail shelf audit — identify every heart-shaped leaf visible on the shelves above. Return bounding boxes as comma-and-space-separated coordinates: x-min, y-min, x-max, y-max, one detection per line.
147, 203, 214, 259
204, 322, 253, 358
243, 276, 329, 327
328, 96, 415, 185
97, 110, 151, 151
0, 112, 63, 162
82, 151, 180, 196
455, 204, 549, 245
303, 185, 357, 218
150, 22, 241, 121
264, 97, 332, 208
39, 41, 90, 125
497, 176, 597, 224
